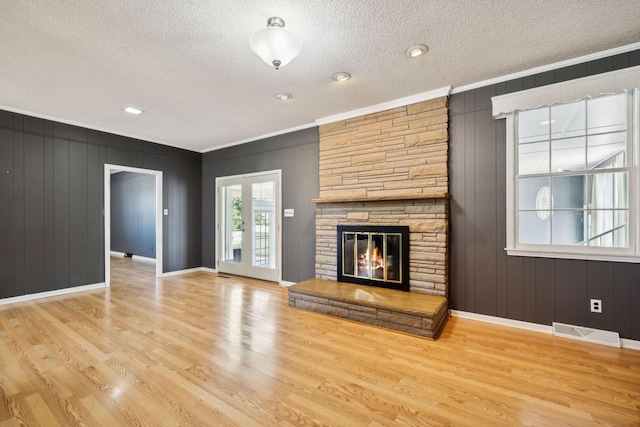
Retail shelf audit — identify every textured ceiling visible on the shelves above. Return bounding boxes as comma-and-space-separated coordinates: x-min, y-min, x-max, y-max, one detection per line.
1, 1, 639, 153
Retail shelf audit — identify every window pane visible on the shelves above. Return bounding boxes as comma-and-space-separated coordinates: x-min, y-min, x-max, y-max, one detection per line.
519, 211, 550, 244
588, 172, 628, 209
588, 210, 628, 248
552, 211, 585, 245
587, 93, 627, 135
587, 132, 626, 169
518, 108, 549, 144
519, 141, 549, 174
551, 175, 585, 209
253, 210, 272, 267
551, 137, 585, 172
519, 177, 550, 210
551, 101, 585, 139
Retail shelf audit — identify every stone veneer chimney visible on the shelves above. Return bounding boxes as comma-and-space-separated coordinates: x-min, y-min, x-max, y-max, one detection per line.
313, 96, 449, 296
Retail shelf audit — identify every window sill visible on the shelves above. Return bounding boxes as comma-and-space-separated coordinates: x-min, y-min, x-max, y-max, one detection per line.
506, 248, 640, 263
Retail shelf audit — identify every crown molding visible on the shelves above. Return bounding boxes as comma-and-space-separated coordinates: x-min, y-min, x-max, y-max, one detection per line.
452, 41, 640, 94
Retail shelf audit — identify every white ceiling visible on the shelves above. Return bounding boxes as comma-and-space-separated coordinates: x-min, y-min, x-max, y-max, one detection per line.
1, 1, 639, 153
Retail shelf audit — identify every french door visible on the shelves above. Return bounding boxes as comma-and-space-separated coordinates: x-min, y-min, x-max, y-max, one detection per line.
216, 171, 281, 282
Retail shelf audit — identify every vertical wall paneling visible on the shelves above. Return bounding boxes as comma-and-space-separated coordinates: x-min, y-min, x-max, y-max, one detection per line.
23, 134, 45, 294
53, 138, 70, 289
13, 131, 25, 296
612, 264, 630, 337
0, 109, 201, 299
521, 257, 537, 323
628, 265, 640, 339
69, 141, 88, 287
43, 136, 55, 291
86, 144, 104, 283
0, 130, 14, 297
449, 49, 640, 340
506, 256, 524, 320
463, 110, 476, 310
554, 259, 587, 326
534, 258, 555, 325
494, 118, 508, 318
474, 107, 497, 314
448, 114, 466, 309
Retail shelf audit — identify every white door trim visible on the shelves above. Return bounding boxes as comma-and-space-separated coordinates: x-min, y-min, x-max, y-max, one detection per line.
104, 164, 163, 285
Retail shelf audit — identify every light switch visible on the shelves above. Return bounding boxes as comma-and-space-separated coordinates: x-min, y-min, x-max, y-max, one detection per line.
163, 209, 169, 216
284, 208, 294, 217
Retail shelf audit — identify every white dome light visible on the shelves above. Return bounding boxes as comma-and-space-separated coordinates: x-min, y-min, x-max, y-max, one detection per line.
250, 17, 302, 70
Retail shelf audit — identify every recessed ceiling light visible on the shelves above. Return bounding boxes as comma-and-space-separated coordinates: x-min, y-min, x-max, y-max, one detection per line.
124, 107, 144, 115
276, 93, 293, 101
405, 44, 428, 58
332, 72, 351, 82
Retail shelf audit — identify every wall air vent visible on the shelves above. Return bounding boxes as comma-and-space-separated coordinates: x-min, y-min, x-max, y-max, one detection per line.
552, 322, 620, 348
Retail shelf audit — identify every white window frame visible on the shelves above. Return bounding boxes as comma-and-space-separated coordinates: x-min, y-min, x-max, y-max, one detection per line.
493, 66, 640, 263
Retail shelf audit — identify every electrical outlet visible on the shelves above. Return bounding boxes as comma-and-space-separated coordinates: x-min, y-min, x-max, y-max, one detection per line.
590, 299, 602, 313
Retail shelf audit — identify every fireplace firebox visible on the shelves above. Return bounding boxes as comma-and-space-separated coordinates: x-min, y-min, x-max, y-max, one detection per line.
337, 225, 409, 292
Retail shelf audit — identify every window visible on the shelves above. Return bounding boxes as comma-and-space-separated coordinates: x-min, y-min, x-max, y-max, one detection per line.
495, 72, 640, 262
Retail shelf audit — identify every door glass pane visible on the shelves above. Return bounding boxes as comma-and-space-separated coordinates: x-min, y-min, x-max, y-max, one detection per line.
253, 210, 272, 266
222, 184, 242, 263
252, 181, 276, 268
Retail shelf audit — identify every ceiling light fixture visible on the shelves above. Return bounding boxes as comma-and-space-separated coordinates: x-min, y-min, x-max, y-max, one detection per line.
124, 107, 144, 115
405, 44, 428, 58
276, 93, 293, 101
250, 17, 302, 70
332, 72, 351, 82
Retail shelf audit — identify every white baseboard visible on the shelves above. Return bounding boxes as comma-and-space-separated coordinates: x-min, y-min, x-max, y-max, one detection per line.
160, 267, 204, 277
200, 267, 218, 274
0, 283, 106, 306
450, 310, 552, 334
450, 310, 640, 351
621, 338, 640, 351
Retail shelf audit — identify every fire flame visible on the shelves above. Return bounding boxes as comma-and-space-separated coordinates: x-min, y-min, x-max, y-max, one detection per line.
358, 244, 384, 276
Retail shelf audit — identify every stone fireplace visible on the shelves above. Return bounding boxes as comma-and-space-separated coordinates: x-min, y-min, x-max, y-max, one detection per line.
313, 95, 449, 297
288, 93, 450, 339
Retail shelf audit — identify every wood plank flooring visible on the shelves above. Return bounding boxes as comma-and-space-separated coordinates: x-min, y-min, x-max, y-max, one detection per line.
0, 255, 638, 426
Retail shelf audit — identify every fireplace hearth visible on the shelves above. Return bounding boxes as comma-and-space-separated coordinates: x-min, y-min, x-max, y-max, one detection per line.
337, 225, 409, 292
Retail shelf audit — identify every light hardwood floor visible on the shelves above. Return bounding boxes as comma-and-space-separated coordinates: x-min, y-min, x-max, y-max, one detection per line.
0, 256, 638, 426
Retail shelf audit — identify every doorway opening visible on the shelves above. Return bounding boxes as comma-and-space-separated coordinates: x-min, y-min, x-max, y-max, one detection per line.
216, 170, 281, 282
104, 164, 163, 285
